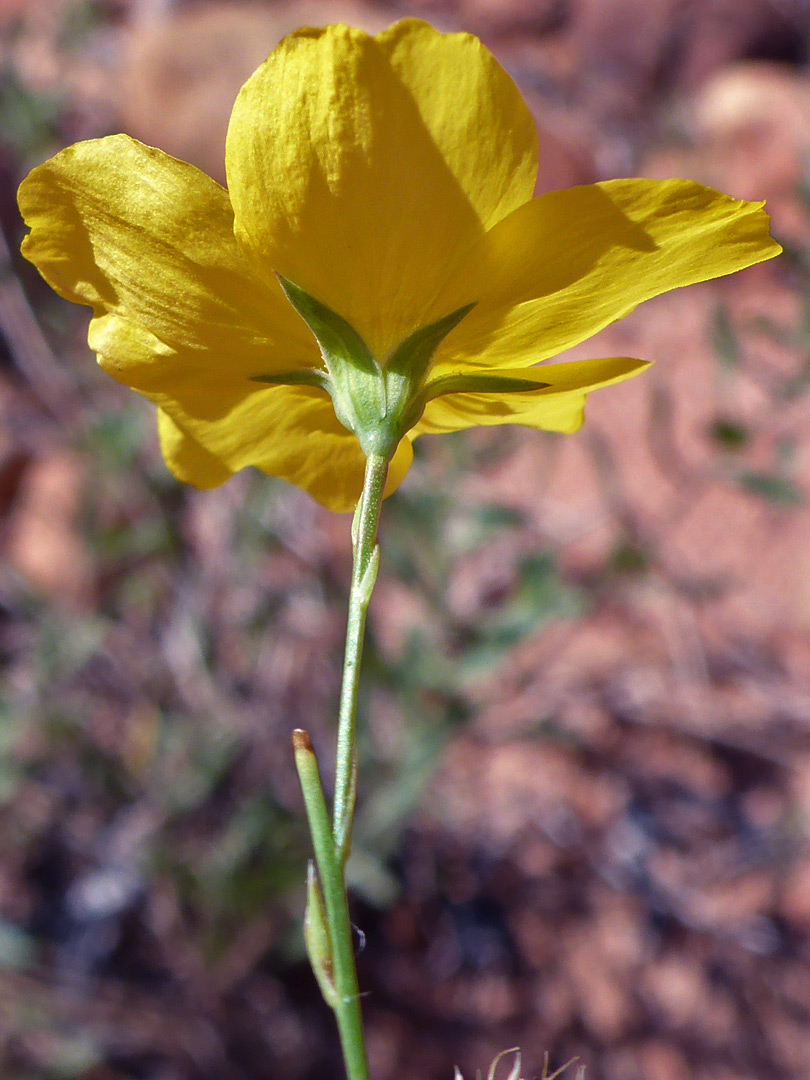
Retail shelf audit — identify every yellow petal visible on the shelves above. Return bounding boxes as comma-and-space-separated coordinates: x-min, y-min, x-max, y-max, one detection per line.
176, 387, 413, 512
415, 357, 650, 436
18, 134, 316, 384
430, 179, 782, 372
93, 313, 412, 512
226, 22, 501, 359
157, 408, 232, 489
375, 19, 538, 228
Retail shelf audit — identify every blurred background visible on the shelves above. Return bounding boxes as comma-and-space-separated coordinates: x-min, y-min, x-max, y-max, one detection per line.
1, 1, 809, 1078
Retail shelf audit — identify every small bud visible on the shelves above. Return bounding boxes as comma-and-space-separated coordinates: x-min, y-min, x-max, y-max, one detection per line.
303, 861, 338, 1009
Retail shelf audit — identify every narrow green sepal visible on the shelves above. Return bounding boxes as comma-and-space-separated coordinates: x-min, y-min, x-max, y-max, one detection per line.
399, 372, 550, 437
276, 273, 386, 443
380, 303, 477, 440
424, 373, 550, 400
384, 302, 477, 386
250, 368, 330, 391
275, 276, 480, 460
276, 274, 381, 377
304, 860, 338, 1008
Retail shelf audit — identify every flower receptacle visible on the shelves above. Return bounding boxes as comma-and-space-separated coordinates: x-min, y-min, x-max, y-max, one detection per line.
268, 276, 476, 461
253, 277, 555, 463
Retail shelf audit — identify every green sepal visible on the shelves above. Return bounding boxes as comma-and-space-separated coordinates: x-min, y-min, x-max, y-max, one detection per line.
303, 860, 338, 1008
276, 273, 386, 436
275, 275, 380, 379
380, 303, 477, 435
385, 303, 476, 382
399, 372, 551, 435
250, 368, 330, 391
424, 373, 550, 400
274, 275, 481, 459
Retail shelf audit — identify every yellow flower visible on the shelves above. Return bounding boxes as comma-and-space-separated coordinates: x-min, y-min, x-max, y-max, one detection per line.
18, 19, 780, 512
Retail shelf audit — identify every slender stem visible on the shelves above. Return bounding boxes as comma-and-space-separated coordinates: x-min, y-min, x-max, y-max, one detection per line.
294, 730, 370, 1080
293, 453, 388, 1080
333, 454, 388, 848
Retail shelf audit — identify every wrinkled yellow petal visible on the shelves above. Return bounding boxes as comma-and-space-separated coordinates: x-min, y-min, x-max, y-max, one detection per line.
375, 19, 538, 228
173, 388, 413, 512
92, 312, 411, 512
416, 357, 649, 436
17, 29, 782, 513
157, 408, 232, 489
430, 179, 781, 372
18, 134, 316, 386
227, 22, 507, 358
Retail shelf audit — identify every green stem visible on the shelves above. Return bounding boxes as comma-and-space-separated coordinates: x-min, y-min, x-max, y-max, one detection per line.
293, 453, 388, 1080
333, 454, 388, 850
294, 730, 369, 1080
